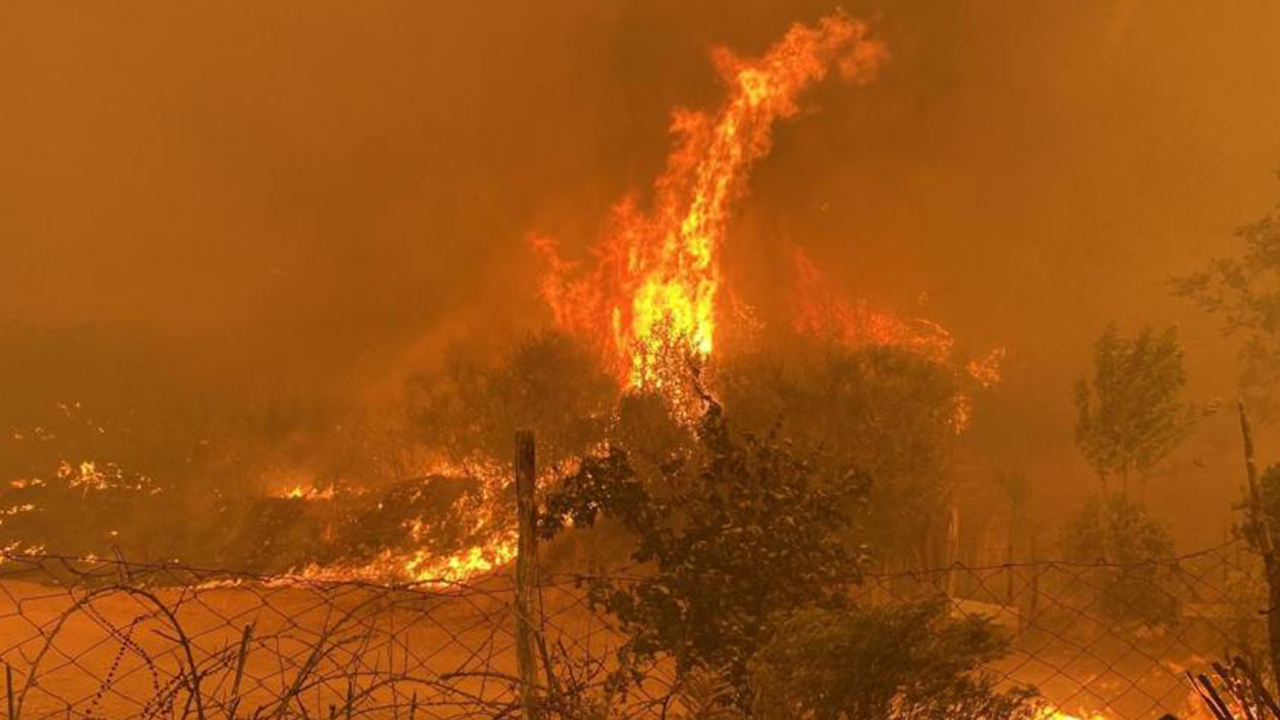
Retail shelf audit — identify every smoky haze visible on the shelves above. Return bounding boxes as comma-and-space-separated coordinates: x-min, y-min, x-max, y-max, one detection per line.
3, 1, 1280, 540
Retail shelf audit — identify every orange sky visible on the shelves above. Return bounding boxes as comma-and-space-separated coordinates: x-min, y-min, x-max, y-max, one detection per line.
3, 1, 1280, 536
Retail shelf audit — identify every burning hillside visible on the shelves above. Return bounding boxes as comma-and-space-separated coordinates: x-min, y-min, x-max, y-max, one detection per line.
0, 11, 999, 588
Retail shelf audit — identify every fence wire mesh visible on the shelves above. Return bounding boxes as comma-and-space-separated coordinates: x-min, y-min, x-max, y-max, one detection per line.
0, 542, 1268, 719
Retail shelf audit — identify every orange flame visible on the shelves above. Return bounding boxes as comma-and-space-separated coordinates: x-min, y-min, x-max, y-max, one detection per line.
286, 457, 519, 588
790, 248, 1005, 432
791, 248, 956, 363
1037, 709, 1111, 720
534, 13, 887, 401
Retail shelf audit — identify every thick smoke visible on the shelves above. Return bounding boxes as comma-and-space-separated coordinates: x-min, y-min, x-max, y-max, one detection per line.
3, 0, 1280, 543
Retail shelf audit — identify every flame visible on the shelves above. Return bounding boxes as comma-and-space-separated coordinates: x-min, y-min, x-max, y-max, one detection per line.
791, 248, 957, 363
271, 484, 337, 501
401, 457, 518, 584
790, 248, 1005, 432
288, 457, 519, 588
535, 13, 887, 405
1037, 710, 1110, 720
402, 530, 518, 585
290, 534, 517, 589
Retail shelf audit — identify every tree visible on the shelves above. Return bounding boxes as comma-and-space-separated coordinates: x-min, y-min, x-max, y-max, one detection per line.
750, 601, 1038, 720
1074, 324, 1196, 499
1176, 171, 1280, 415
540, 400, 870, 708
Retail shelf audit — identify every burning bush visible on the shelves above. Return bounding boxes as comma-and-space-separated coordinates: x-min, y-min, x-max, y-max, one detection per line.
204, 474, 494, 576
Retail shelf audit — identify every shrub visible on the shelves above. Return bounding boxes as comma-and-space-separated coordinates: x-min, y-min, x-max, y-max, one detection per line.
540, 400, 869, 706
750, 600, 1039, 720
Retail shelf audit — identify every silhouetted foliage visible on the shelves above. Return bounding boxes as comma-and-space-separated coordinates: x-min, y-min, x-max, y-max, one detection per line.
717, 341, 961, 566
750, 600, 1039, 720
408, 331, 616, 470
1242, 465, 1280, 558
1074, 324, 1196, 498
1177, 173, 1280, 416
540, 400, 870, 706
1061, 494, 1181, 627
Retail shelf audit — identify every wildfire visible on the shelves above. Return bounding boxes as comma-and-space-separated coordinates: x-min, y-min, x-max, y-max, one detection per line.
534, 12, 888, 404
791, 248, 1005, 431
271, 484, 337, 501
1037, 710, 1110, 720
290, 534, 517, 589
791, 248, 956, 363
287, 456, 520, 588
262, 16, 987, 589
402, 530, 518, 585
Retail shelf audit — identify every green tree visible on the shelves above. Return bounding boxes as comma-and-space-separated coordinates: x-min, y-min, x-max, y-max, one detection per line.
1176, 171, 1280, 414
540, 400, 870, 708
1074, 324, 1196, 499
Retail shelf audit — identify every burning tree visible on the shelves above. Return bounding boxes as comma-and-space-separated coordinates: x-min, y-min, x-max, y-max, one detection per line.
1067, 326, 1191, 629
532, 12, 888, 414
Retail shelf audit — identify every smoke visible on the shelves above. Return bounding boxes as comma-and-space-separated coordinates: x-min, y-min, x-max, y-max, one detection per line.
3, 0, 1280, 540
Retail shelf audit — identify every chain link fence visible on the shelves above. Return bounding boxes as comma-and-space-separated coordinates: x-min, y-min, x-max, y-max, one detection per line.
0, 543, 1267, 719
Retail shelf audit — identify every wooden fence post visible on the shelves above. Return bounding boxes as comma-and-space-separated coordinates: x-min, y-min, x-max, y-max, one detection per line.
6, 661, 14, 720
514, 430, 539, 720
946, 505, 961, 598
1005, 519, 1015, 607
1028, 531, 1040, 623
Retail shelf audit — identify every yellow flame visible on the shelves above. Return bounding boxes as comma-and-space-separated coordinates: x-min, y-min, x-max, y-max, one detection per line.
403, 532, 518, 585
271, 484, 337, 501
284, 457, 520, 588
1038, 708, 1110, 720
